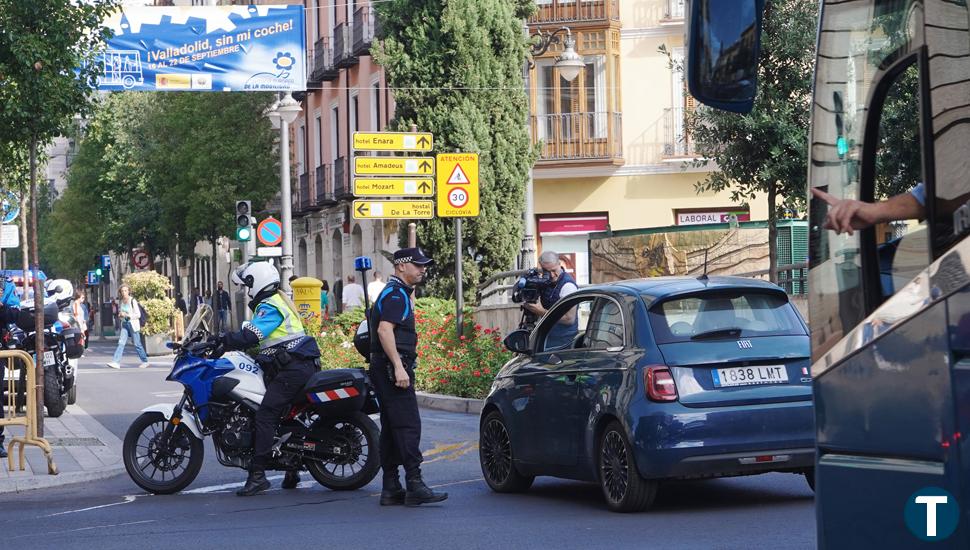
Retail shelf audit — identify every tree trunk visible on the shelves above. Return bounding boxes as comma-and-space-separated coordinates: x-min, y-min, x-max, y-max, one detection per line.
29, 138, 45, 435
767, 183, 778, 284
211, 233, 219, 331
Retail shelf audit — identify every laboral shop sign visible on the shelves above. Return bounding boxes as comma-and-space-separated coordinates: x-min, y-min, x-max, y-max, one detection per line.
676, 210, 751, 226
97, 5, 305, 92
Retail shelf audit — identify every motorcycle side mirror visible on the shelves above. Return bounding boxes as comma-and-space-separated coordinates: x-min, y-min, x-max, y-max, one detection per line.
503, 329, 532, 355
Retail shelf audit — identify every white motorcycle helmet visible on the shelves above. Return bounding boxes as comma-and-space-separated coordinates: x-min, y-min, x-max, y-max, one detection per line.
231, 261, 280, 300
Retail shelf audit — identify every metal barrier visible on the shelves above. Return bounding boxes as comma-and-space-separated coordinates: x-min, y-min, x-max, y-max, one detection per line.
1, 350, 57, 474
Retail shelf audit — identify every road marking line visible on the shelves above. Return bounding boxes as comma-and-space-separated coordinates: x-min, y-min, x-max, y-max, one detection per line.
181, 474, 286, 494
12, 520, 157, 539
43, 495, 139, 517
423, 441, 468, 457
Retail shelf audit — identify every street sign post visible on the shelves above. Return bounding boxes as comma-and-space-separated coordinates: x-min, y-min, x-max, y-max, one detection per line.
256, 217, 284, 247
436, 153, 480, 217
352, 178, 434, 197
133, 248, 150, 270
352, 200, 435, 219
87, 271, 100, 286
353, 132, 433, 152
354, 157, 435, 176
256, 246, 283, 257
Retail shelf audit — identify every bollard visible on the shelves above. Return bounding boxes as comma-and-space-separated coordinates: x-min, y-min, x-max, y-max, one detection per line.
1, 350, 57, 474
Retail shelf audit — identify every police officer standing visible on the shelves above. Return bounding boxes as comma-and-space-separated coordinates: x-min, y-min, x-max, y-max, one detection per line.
522, 250, 579, 349
217, 261, 320, 496
370, 247, 447, 506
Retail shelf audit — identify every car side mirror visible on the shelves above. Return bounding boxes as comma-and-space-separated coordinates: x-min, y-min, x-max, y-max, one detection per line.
503, 329, 532, 355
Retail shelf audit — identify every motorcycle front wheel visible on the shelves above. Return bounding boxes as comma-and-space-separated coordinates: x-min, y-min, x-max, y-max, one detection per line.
305, 411, 380, 491
123, 412, 204, 494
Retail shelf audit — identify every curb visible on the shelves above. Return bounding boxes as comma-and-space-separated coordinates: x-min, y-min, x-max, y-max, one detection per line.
416, 391, 484, 415
0, 465, 125, 494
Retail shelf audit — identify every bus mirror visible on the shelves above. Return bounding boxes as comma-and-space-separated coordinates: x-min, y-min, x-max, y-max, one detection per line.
687, 0, 765, 114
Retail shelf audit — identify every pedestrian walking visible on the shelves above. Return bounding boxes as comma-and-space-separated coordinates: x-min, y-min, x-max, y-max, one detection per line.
342, 274, 365, 310
71, 290, 89, 351
107, 284, 149, 369
215, 281, 231, 330
370, 247, 447, 506
320, 279, 330, 320
175, 292, 188, 316
203, 289, 212, 308
367, 271, 386, 303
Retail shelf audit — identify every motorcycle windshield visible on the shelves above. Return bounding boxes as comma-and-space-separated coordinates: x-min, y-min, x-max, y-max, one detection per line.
183, 305, 213, 343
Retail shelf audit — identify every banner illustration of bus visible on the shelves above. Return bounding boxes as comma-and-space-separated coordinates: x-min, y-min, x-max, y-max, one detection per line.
101, 49, 144, 89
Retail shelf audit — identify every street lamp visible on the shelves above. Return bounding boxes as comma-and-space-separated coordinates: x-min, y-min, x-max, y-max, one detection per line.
266, 92, 302, 292
521, 26, 583, 269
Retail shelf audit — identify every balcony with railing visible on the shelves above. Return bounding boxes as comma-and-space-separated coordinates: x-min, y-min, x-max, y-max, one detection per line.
313, 164, 333, 206
530, 111, 623, 162
352, 6, 376, 56
294, 173, 311, 215
663, 0, 685, 20
663, 107, 696, 158
333, 157, 354, 201
333, 23, 358, 68
310, 37, 338, 83
529, 0, 620, 25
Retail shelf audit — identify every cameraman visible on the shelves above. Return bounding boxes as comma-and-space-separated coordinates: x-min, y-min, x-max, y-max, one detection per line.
522, 250, 579, 349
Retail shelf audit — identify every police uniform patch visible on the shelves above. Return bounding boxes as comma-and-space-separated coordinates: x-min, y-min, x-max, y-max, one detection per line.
256, 309, 267, 318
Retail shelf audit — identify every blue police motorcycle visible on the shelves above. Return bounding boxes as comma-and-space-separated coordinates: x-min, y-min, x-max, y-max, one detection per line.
122, 305, 381, 494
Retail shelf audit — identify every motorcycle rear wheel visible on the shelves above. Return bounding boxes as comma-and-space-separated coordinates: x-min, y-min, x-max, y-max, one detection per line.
123, 412, 204, 494
44, 370, 66, 418
305, 411, 380, 491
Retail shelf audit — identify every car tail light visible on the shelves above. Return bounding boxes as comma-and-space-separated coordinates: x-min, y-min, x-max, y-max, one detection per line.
645, 365, 678, 402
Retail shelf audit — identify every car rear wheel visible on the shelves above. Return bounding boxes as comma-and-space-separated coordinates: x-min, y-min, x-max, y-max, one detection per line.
598, 421, 657, 512
479, 411, 534, 493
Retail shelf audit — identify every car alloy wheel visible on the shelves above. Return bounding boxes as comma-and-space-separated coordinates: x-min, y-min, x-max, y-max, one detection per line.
601, 430, 629, 502
479, 411, 534, 493
598, 421, 657, 512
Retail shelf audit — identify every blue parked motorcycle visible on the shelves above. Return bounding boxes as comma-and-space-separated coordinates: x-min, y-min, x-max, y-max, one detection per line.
122, 305, 381, 494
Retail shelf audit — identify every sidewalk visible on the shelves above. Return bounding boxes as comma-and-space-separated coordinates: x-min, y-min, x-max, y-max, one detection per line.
0, 403, 125, 494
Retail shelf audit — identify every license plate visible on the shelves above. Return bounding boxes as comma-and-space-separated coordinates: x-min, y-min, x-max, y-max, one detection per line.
712, 365, 788, 387
43, 351, 55, 367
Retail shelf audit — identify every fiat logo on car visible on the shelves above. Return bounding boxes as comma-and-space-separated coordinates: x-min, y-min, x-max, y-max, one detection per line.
737, 340, 753, 349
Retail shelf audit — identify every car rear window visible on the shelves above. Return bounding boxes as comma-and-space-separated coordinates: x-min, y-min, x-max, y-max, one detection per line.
647, 291, 806, 344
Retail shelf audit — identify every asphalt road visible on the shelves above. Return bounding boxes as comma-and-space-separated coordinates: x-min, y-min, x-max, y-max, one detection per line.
0, 341, 817, 549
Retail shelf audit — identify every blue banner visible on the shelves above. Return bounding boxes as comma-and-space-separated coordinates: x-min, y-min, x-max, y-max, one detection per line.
98, 5, 306, 92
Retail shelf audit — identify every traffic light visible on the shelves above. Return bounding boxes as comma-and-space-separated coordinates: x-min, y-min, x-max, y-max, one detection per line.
236, 200, 252, 241
95, 267, 102, 277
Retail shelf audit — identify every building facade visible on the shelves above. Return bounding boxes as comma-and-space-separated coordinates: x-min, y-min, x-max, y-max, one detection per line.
526, 0, 768, 284
290, 0, 394, 308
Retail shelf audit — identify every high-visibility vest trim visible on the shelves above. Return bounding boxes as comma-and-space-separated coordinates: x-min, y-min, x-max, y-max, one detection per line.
260, 293, 306, 350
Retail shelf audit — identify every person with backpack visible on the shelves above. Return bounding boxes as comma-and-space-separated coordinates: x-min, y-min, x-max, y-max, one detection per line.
107, 284, 149, 369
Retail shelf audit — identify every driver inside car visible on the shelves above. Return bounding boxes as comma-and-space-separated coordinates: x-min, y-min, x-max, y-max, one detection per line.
214, 261, 321, 496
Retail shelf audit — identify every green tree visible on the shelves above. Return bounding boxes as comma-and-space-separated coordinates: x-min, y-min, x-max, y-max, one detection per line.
662, 0, 818, 281
0, 0, 115, 421
374, 0, 536, 299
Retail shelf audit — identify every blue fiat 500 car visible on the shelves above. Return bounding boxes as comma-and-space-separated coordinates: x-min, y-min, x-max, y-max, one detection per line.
478, 276, 814, 512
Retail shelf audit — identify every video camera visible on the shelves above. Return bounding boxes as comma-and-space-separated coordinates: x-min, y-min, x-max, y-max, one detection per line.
511, 268, 555, 330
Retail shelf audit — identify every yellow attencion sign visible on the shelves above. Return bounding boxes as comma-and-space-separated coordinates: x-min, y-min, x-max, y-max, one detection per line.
352, 200, 435, 219
353, 178, 434, 197
353, 132, 434, 152
436, 152, 480, 217
354, 156, 435, 176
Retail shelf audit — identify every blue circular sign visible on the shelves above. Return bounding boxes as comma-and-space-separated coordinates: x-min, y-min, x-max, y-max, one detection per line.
256, 217, 283, 247
1, 191, 20, 224
904, 487, 960, 541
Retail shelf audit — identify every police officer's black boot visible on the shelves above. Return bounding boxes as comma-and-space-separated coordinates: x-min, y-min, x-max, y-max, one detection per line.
282, 470, 300, 489
380, 469, 406, 506
404, 470, 448, 506
237, 468, 271, 496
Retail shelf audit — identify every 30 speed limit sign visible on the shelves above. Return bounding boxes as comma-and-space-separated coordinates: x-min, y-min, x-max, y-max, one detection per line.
436, 153, 479, 217
447, 188, 469, 208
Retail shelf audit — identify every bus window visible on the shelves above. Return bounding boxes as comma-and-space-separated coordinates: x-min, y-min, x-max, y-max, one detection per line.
925, 1, 970, 258
807, 0, 920, 361
871, 62, 929, 300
